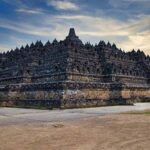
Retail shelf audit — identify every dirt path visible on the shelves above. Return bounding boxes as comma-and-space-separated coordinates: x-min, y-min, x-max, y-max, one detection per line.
0, 114, 150, 150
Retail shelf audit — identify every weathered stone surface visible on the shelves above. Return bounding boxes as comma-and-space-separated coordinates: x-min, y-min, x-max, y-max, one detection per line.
0, 28, 149, 108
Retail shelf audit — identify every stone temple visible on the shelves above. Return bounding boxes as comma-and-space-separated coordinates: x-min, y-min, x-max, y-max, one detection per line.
0, 28, 149, 108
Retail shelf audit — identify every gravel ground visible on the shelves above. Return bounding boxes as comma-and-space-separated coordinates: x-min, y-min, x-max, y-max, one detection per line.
0, 114, 150, 150
0, 103, 150, 150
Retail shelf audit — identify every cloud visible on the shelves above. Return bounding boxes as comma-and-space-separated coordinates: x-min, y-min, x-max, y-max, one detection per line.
55, 15, 127, 36
123, 0, 149, 2
119, 32, 150, 55
47, 0, 79, 10
0, 44, 11, 52
1, 0, 26, 7
0, 11, 149, 55
0, 19, 52, 37
56, 14, 150, 54
118, 15, 150, 54
2, 0, 46, 15
109, 0, 150, 8
16, 8, 44, 14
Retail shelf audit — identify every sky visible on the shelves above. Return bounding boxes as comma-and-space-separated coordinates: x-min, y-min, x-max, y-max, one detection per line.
0, 0, 150, 55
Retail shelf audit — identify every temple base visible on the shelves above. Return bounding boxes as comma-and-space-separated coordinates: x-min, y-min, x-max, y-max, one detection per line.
0, 81, 149, 109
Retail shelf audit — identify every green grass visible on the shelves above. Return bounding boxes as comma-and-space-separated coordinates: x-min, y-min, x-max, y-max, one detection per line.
125, 109, 150, 115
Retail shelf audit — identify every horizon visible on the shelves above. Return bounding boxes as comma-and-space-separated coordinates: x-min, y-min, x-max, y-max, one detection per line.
0, 0, 150, 55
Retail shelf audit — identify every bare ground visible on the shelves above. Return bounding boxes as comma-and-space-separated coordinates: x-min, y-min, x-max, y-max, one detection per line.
0, 114, 150, 150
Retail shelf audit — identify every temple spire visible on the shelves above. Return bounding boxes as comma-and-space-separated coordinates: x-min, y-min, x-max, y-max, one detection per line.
64, 28, 83, 45
68, 28, 76, 37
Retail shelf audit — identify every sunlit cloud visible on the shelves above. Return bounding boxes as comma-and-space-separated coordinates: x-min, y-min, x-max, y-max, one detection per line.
0, 44, 11, 52
47, 0, 80, 10
0, 13, 150, 54
53, 14, 150, 53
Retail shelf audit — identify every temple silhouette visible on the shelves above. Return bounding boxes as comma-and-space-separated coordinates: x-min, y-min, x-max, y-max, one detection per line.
0, 28, 149, 108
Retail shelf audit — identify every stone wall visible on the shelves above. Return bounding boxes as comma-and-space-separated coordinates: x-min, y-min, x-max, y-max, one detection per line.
0, 82, 149, 108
